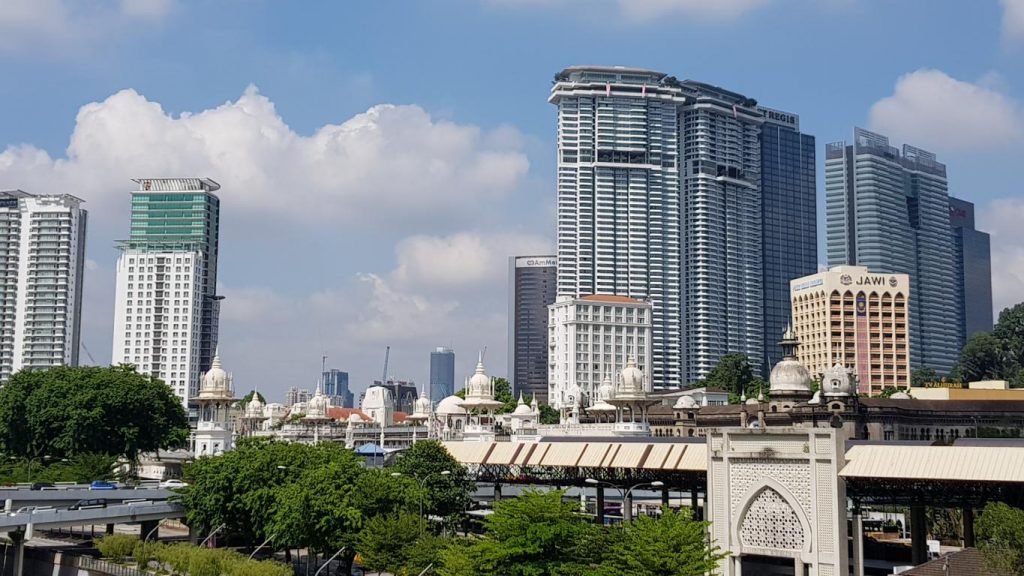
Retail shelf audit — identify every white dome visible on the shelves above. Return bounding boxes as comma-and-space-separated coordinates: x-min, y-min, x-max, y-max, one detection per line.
466, 355, 492, 399
597, 376, 615, 402
199, 349, 232, 397
674, 395, 698, 409
769, 359, 813, 395
617, 356, 644, 395
412, 392, 431, 418
435, 395, 467, 416
745, 396, 760, 405
512, 394, 533, 416
822, 363, 854, 397
244, 392, 265, 418
305, 381, 330, 419
890, 391, 911, 400
347, 413, 364, 423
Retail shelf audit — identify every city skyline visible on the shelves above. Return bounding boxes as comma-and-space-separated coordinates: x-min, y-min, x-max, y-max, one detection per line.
0, 1, 1022, 399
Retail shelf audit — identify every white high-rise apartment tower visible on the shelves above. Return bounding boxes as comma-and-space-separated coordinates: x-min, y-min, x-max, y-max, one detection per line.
112, 178, 221, 409
0, 191, 87, 383
550, 66, 685, 389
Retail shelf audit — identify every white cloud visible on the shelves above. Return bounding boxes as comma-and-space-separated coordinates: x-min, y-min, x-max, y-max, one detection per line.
0, 0, 175, 54
393, 232, 550, 290
979, 198, 1024, 316
617, 0, 771, 21
0, 86, 530, 230
1002, 0, 1024, 43
868, 69, 1024, 153
484, 0, 771, 21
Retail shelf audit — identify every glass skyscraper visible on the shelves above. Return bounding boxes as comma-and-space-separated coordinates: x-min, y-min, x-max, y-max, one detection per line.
949, 197, 993, 345
112, 178, 222, 407
429, 347, 455, 403
759, 109, 817, 371
825, 128, 960, 374
322, 368, 352, 408
550, 66, 684, 389
551, 66, 817, 388
508, 255, 557, 402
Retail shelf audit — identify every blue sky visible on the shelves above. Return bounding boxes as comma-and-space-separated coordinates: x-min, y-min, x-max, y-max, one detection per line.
1, 0, 1023, 401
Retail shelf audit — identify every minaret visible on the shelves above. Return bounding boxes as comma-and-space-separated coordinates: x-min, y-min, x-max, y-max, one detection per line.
194, 348, 236, 455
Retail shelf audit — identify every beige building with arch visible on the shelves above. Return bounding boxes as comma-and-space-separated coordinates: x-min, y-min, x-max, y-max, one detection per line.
790, 266, 911, 396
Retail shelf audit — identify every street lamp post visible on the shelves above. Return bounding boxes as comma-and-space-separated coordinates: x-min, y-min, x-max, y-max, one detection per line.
393, 470, 451, 518
618, 479, 667, 520
314, 546, 346, 576
248, 534, 276, 560
199, 523, 226, 548
584, 478, 623, 524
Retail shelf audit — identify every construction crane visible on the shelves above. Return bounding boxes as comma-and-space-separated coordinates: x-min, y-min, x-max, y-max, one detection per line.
80, 342, 97, 366
381, 346, 390, 385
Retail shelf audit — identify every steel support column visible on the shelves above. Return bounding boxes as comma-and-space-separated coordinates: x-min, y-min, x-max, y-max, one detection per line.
911, 505, 927, 565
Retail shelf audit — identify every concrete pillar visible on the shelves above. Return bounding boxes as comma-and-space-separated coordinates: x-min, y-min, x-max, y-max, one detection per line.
733, 556, 743, 576
963, 507, 975, 548
596, 486, 605, 524
690, 489, 699, 519
141, 520, 159, 541
493, 483, 502, 502
10, 530, 25, 576
911, 505, 927, 565
661, 485, 670, 508
852, 505, 865, 576
794, 557, 805, 576
624, 492, 633, 522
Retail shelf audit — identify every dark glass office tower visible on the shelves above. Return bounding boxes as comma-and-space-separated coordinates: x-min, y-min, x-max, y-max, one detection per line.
322, 369, 353, 408
759, 108, 817, 372
429, 347, 455, 404
508, 255, 556, 402
825, 128, 959, 373
949, 198, 993, 345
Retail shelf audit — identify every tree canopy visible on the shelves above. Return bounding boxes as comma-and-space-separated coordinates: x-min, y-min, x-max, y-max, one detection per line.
702, 354, 756, 400
976, 501, 1024, 575
594, 508, 725, 576
954, 303, 1024, 387
390, 440, 473, 519
0, 365, 188, 462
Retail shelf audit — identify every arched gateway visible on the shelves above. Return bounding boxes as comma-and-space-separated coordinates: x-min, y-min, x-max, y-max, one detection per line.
708, 428, 848, 576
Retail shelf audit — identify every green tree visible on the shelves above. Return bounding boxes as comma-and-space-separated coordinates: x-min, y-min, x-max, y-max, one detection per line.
0, 365, 188, 463
358, 512, 442, 575
180, 438, 336, 546
438, 490, 603, 576
538, 403, 560, 425
911, 367, 940, 388
266, 453, 365, 558
703, 354, 755, 399
493, 378, 516, 413
994, 303, 1024, 364
976, 501, 1024, 575
391, 440, 473, 519
595, 508, 726, 576
956, 333, 1007, 383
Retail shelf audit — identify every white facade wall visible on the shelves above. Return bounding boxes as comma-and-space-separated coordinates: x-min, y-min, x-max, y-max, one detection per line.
0, 193, 87, 382
112, 251, 203, 407
548, 295, 653, 410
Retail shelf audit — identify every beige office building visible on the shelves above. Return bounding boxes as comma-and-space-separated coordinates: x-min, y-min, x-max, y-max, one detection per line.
790, 266, 911, 396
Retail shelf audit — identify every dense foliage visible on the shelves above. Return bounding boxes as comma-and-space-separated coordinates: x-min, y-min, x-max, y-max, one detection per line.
357, 512, 442, 575
977, 502, 1024, 575
390, 440, 474, 519
0, 365, 188, 463
438, 490, 722, 576
701, 353, 766, 401
96, 535, 291, 576
954, 303, 1024, 387
0, 453, 117, 484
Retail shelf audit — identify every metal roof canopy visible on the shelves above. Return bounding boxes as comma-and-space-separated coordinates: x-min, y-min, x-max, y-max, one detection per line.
444, 440, 1024, 503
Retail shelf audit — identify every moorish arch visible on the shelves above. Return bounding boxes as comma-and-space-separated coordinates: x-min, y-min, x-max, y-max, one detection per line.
734, 477, 813, 555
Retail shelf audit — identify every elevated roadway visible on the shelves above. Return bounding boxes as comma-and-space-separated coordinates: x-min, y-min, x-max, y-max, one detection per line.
0, 486, 175, 509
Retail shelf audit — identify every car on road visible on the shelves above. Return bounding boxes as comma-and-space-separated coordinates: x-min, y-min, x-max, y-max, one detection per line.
89, 480, 117, 490
30, 482, 54, 491
68, 499, 106, 510
159, 479, 188, 489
